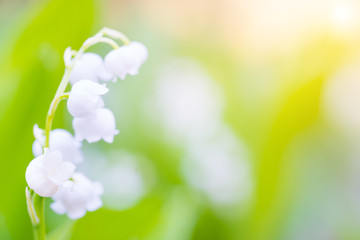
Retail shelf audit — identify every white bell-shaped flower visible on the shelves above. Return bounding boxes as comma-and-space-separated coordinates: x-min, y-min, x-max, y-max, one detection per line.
63, 47, 73, 67
67, 80, 109, 118
33, 124, 44, 145
104, 41, 148, 80
69, 53, 114, 85
32, 127, 84, 164
130, 42, 148, 63
50, 172, 103, 220
26, 150, 76, 197
73, 108, 119, 143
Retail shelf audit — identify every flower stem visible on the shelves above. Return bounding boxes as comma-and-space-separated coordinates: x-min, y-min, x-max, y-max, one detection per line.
101, 27, 130, 45
32, 195, 45, 240
44, 48, 83, 147
98, 37, 120, 49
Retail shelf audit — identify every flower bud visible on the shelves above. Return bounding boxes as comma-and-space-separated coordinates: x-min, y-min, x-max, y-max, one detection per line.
104, 41, 148, 80
32, 128, 83, 164
67, 80, 109, 118
73, 108, 119, 143
69, 53, 113, 85
26, 150, 76, 197
63, 47, 73, 67
51, 172, 103, 220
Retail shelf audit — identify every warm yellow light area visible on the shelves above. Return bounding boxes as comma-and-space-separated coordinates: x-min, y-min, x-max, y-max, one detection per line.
330, 2, 359, 32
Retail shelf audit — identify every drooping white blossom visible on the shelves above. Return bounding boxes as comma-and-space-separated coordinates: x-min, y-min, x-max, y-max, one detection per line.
32, 127, 83, 164
25, 28, 145, 222
67, 80, 109, 118
104, 41, 148, 80
73, 108, 119, 143
129, 42, 148, 63
69, 53, 114, 85
50, 172, 103, 220
26, 150, 76, 197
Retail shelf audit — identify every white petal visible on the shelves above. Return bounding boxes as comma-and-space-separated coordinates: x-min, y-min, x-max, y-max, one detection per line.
116, 46, 141, 75
33, 124, 45, 146
34, 180, 59, 197
50, 201, 67, 214
68, 80, 108, 118
42, 150, 63, 171
64, 47, 72, 66
104, 49, 128, 79
103, 129, 119, 143
96, 97, 105, 108
49, 129, 83, 164
26, 150, 76, 197
130, 41, 148, 63
25, 157, 59, 197
71, 80, 109, 95
67, 208, 87, 220
69, 53, 104, 85
67, 91, 101, 118
32, 140, 43, 157
84, 53, 114, 82
97, 62, 114, 82
50, 172, 103, 219
86, 197, 102, 212
73, 108, 118, 143
104, 43, 145, 79
49, 162, 76, 184
93, 181, 104, 195
26, 157, 45, 190
62, 180, 75, 189
69, 64, 98, 85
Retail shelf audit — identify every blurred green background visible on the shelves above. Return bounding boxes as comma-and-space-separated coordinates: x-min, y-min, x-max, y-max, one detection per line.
2, 0, 360, 239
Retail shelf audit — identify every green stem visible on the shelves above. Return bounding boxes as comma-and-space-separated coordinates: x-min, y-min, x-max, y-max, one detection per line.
98, 37, 120, 49
35, 48, 76, 240
101, 27, 130, 45
44, 50, 83, 148
44, 91, 70, 147
32, 195, 45, 240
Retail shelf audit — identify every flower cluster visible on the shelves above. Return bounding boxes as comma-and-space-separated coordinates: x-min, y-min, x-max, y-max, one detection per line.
25, 28, 147, 220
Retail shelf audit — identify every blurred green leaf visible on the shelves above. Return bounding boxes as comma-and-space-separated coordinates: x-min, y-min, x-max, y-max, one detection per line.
146, 187, 200, 240
71, 196, 162, 239
47, 220, 75, 240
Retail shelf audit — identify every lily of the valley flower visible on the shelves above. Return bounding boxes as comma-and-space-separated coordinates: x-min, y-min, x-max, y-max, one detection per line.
25, 28, 147, 225
67, 80, 109, 118
72, 108, 119, 143
104, 41, 148, 80
32, 128, 84, 164
26, 150, 76, 197
51, 172, 103, 220
69, 53, 114, 85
